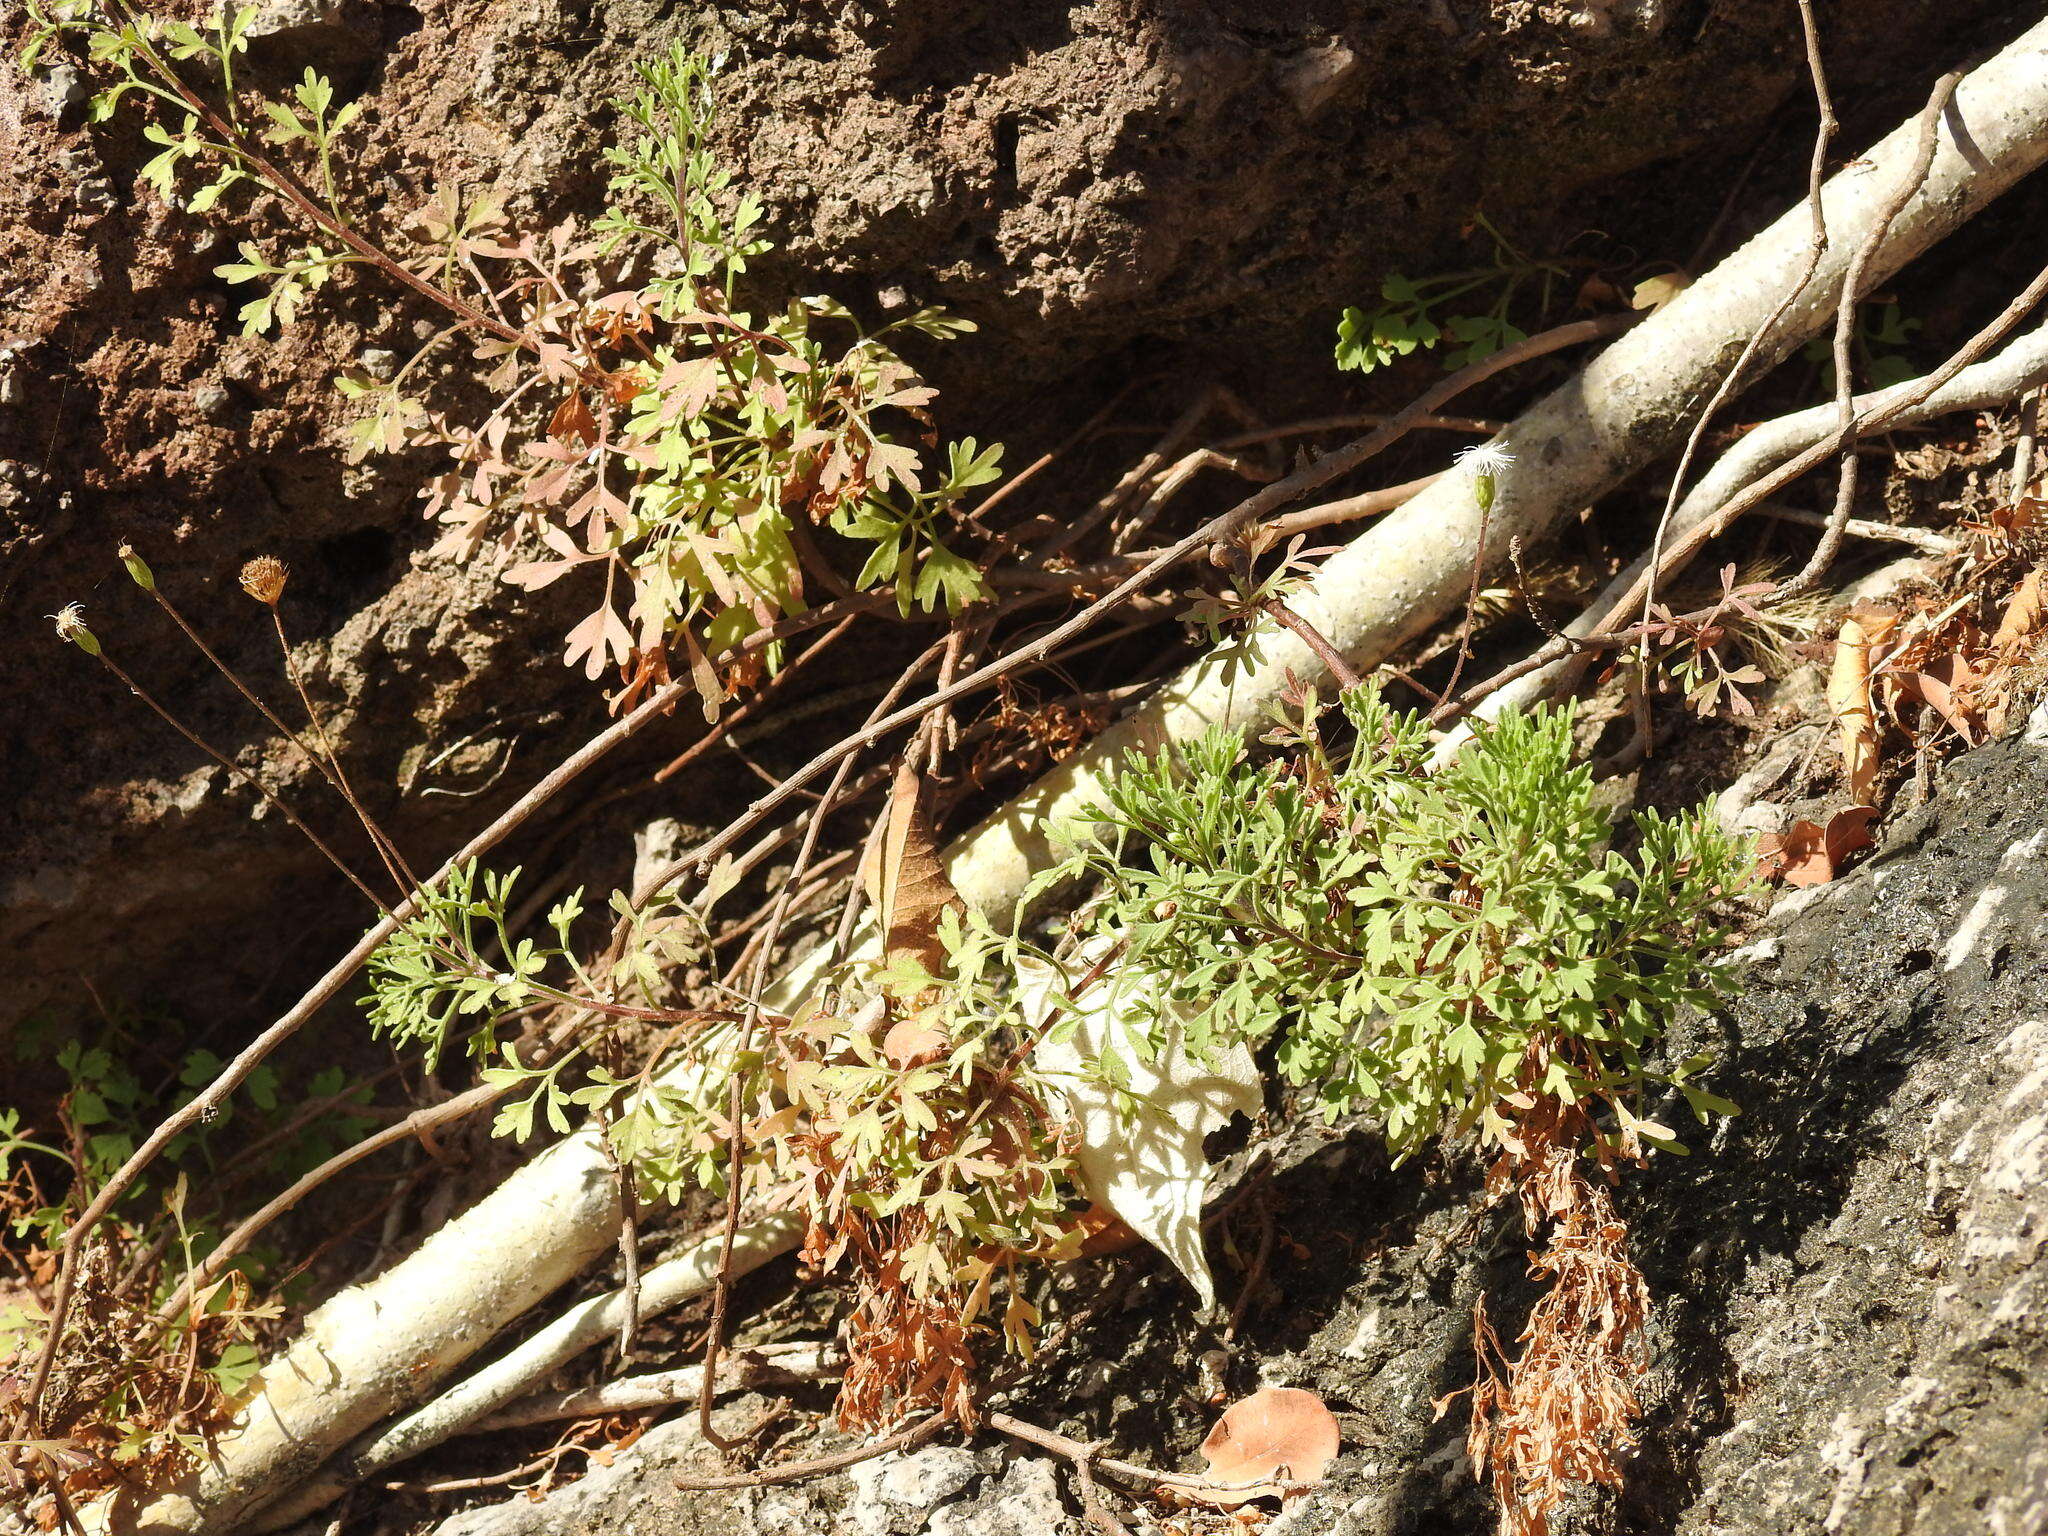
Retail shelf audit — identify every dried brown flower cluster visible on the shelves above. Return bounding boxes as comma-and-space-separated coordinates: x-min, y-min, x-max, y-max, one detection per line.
238, 557, 289, 606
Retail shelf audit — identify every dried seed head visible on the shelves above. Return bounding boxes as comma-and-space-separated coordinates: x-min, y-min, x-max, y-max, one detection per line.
1454, 442, 1517, 476
1456, 442, 1516, 515
118, 542, 156, 592
240, 556, 289, 606
50, 601, 101, 656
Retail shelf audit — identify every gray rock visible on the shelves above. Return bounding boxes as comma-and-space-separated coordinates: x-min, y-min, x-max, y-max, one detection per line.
927, 1456, 1072, 1536
37, 62, 88, 116
242, 0, 355, 40
189, 383, 233, 422
847, 1447, 991, 1536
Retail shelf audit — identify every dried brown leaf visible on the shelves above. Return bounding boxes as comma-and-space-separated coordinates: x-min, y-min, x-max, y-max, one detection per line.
1826, 607, 1896, 806
1753, 806, 1878, 888
1900, 654, 1982, 745
1196, 1387, 1340, 1503
548, 389, 598, 447
1993, 564, 2047, 651
859, 761, 961, 979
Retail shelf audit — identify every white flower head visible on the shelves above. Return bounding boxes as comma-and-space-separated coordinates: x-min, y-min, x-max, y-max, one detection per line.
1455, 443, 1516, 476
50, 601, 102, 656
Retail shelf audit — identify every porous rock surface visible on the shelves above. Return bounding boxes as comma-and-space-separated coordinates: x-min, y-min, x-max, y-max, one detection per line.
0, 0, 2032, 1032
423, 707, 2048, 1536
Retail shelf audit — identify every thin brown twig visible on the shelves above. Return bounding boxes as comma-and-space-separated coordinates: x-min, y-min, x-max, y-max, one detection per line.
1073, 1441, 1134, 1536
986, 1410, 1307, 1498
1111, 447, 1275, 554
1265, 470, 1441, 541
383, 1442, 584, 1495
710, 846, 859, 953
655, 614, 858, 782
1033, 389, 1218, 563
1214, 413, 1500, 451
672, 1411, 949, 1488
1619, 59, 1958, 768
971, 375, 1155, 524
1261, 599, 1363, 691
1779, 68, 1965, 602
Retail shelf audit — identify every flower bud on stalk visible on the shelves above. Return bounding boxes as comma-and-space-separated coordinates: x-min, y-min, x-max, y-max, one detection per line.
119, 542, 156, 592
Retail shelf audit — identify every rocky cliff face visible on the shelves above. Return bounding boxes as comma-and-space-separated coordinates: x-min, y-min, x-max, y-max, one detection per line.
0, 0, 2030, 1033
419, 702, 2048, 1536
6, 9, 2047, 1528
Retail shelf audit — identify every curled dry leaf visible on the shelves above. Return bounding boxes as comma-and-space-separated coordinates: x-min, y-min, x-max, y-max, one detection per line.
860, 760, 962, 980
1196, 1386, 1341, 1504
1753, 805, 1879, 888
1897, 652, 1982, 747
1993, 564, 2046, 652
1826, 605, 1897, 807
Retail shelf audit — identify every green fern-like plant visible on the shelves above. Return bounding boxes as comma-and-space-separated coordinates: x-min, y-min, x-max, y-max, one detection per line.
1057, 686, 1744, 1159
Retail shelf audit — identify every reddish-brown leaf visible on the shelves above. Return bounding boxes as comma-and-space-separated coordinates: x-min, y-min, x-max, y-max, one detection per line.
1198, 1387, 1340, 1499
1902, 654, 1981, 746
549, 389, 598, 447
881, 1015, 948, 1068
1753, 806, 1879, 888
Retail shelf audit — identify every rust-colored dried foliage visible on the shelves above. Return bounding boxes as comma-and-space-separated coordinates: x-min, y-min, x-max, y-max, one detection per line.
1819, 498, 2048, 809
968, 678, 1113, 784
761, 773, 1083, 1430
767, 1012, 1077, 1431
1457, 1090, 1652, 1536
0, 1232, 259, 1510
